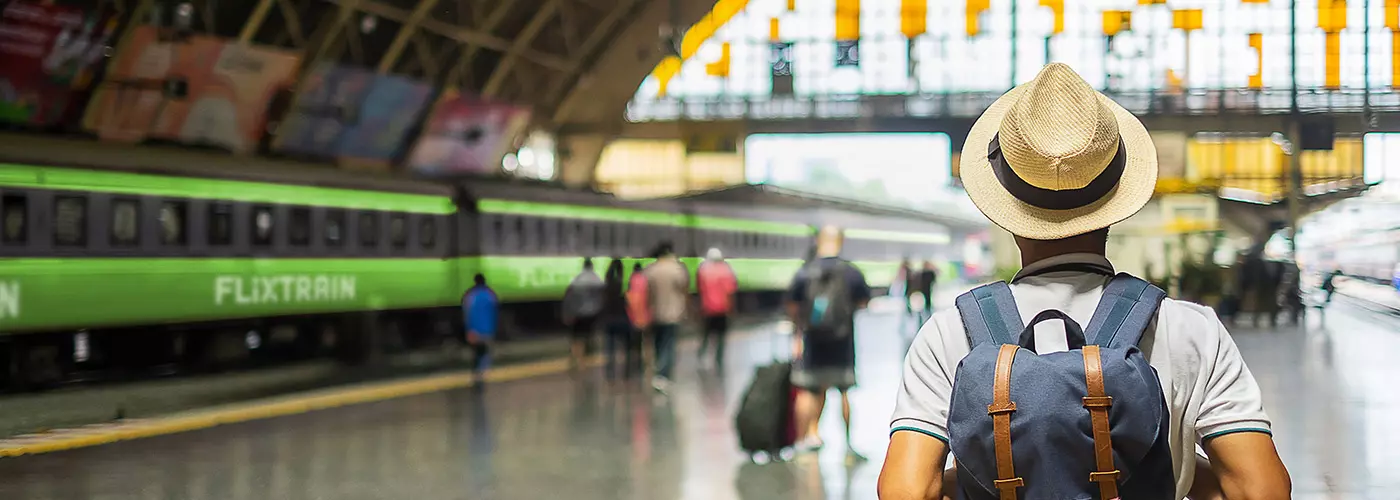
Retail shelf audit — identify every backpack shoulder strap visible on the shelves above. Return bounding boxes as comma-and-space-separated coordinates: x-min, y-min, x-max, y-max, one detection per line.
1084, 273, 1167, 348
954, 281, 1024, 348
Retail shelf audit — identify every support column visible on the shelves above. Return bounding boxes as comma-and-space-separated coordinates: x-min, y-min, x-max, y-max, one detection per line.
1287, 119, 1304, 259
556, 133, 610, 189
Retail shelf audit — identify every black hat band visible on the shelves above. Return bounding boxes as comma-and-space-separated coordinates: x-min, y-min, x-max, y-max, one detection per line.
987, 133, 1126, 211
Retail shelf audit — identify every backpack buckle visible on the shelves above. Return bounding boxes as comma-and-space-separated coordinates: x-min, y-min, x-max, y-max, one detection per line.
986, 402, 1017, 415
1082, 396, 1113, 408
1089, 470, 1121, 483
993, 477, 1024, 490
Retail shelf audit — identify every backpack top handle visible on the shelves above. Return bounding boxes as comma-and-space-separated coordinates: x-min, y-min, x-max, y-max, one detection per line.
1016, 309, 1086, 353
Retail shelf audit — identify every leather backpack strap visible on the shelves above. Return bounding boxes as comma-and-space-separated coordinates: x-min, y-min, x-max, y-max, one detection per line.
1082, 345, 1120, 500
988, 344, 1023, 500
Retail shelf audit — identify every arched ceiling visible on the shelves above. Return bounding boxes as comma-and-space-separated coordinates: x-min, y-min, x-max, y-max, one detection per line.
91, 0, 718, 133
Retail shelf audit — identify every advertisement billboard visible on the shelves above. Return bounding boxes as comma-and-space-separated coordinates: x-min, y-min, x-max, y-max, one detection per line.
82, 25, 301, 154
0, 1, 117, 127
407, 89, 530, 176
273, 62, 433, 165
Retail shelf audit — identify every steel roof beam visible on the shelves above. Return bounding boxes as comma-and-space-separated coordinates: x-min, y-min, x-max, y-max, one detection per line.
374, 0, 443, 73
481, 0, 560, 97
324, 0, 572, 72
547, 0, 640, 122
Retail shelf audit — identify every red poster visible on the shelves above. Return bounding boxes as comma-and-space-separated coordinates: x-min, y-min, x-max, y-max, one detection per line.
0, 1, 117, 126
407, 89, 530, 176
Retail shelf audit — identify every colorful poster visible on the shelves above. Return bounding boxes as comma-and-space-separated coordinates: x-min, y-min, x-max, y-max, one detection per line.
82, 26, 301, 155
407, 90, 530, 176
0, 1, 117, 127
274, 63, 432, 164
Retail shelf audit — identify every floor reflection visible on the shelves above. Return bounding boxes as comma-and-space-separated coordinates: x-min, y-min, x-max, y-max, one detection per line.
0, 302, 1395, 499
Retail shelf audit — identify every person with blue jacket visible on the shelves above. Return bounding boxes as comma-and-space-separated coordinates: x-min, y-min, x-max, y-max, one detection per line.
462, 273, 499, 382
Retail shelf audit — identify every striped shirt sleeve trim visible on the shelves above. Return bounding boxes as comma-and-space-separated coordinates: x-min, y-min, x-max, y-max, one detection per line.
890, 426, 949, 444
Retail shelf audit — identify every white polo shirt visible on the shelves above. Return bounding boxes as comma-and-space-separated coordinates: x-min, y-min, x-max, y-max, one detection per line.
890, 253, 1272, 500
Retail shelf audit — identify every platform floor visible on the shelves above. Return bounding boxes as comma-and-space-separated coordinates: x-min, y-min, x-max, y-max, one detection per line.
0, 296, 1395, 499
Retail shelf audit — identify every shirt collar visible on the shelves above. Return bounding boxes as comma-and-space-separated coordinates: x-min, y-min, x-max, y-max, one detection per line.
1013, 253, 1115, 282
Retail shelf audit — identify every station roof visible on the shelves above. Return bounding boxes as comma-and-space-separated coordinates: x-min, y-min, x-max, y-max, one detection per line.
147, 0, 715, 131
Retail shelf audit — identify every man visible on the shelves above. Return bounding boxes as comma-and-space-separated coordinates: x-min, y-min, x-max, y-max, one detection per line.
644, 242, 690, 393
461, 273, 498, 383
788, 224, 870, 462
696, 247, 738, 369
562, 258, 604, 370
878, 63, 1289, 500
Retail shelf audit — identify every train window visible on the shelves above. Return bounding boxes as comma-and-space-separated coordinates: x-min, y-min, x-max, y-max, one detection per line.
613, 224, 626, 253
208, 203, 233, 245
2, 194, 26, 244
512, 217, 524, 252
53, 196, 87, 247
389, 214, 407, 248
110, 198, 140, 246
288, 207, 311, 246
359, 212, 379, 247
534, 219, 547, 252
251, 206, 274, 246
159, 201, 186, 245
490, 216, 504, 252
419, 217, 436, 248
593, 224, 605, 254
325, 209, 345, 247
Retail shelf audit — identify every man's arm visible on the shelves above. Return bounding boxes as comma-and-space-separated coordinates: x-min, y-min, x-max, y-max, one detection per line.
880, 319, 957, 499
1201, 433, 1290, 500
878, 432, 949, 500
1193, 308, 1291, 499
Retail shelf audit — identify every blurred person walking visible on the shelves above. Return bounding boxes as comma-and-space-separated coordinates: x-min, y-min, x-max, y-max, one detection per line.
601, 259, 634, 379
562, 258, 604, 370
916, 260, 939, 323
644, 242, 690, 393
880, 63, 1288, 500
697, 248, 739, 369
626, 262, 650, 374
788, 225, 870, 462
461, 273, 498, 384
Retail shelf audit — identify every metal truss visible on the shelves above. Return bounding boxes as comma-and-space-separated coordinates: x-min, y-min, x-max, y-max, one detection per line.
216, 0, 644, 119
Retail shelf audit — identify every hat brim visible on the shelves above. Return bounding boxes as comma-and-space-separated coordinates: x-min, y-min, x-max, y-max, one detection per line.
960, 85, 1158, 241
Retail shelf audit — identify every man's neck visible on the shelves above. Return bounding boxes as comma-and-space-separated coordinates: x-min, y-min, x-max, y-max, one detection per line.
1015, 232, 1108, 268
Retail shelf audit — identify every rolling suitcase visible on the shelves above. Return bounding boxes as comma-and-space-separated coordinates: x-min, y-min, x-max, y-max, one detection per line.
735, 330, 798, 461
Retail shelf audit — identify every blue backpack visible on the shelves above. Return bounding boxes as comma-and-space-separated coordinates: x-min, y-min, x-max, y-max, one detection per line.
949, 274, 1175, 500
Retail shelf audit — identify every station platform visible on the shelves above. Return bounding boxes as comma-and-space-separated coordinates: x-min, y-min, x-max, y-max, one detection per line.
0, 295, 1394, 499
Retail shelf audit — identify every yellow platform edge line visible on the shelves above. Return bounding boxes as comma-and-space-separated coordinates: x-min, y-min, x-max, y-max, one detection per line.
0, 355, 602, 458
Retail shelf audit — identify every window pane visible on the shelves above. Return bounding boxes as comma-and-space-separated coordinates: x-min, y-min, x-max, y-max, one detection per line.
251, 206, 274, 246
111, 198, 139, 246
2, 194, 27, 244
208, 203, 233, 245
289, 207, 310, 246
419, 217, 437, 248
325, 209, 345, 247
359, 212, 379, 247
389, 214, 407, 248
159, 201, 187, 245
53, 196, 87, 246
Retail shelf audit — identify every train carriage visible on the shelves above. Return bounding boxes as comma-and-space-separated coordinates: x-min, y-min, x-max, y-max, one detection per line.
0, 162, 964, 388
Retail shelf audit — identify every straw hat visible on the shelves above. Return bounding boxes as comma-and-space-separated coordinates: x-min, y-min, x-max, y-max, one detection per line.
960, 63, 1157, 241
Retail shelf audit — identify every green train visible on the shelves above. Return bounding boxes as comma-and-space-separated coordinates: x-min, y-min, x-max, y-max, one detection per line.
0, 162, 964, 388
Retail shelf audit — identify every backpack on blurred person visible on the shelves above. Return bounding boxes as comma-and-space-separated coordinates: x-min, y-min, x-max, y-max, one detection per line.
947, 274, 1175, 500
797, 259, 856, 340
